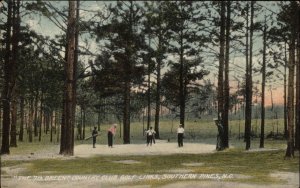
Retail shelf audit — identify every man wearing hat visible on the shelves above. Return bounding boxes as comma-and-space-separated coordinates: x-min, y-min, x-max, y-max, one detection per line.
177, 124, 185, 147
92, 126, 98, 148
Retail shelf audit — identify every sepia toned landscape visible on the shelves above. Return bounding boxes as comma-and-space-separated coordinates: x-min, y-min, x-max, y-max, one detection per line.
0, 1, 299, 187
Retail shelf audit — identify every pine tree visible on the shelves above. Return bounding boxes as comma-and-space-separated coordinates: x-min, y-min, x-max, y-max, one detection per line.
143, 1, 171, 139
223, 0, 231, 149
260, 16, 267, 148
1, 0, 13, 155
165, 1, 209, 128
245, 1, 254, 150
92, 1, 146, 144
60, 0, 77, 155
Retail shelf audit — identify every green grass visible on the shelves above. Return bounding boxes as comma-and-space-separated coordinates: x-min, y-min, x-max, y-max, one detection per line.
2, 119, 297, 187
0, 119, 283, 147
2, 149, 299, 185
7, 142, 59, 155
76, 118, 286, 145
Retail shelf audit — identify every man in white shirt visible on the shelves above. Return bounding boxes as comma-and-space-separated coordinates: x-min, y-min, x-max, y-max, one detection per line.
177, 124, 184, 147
145, 127, 156, 146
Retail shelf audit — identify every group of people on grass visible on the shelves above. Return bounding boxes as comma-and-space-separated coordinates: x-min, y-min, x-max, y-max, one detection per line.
91, 124, 117, 148
144, 124, 185, 147
90, 124, 185, 148
91, 118, 223, 151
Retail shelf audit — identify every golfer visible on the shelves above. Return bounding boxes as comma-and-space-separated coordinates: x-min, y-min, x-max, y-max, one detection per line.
107, 124, 117, 148
177, 124, 184, 147
92, 126, 98, 148
145, 127, 156, 146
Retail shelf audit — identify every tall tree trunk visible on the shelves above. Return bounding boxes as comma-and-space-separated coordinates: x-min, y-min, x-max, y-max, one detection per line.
183, 67, 188, 124
154, 38, 162, 139
19, 97, 24, 141
295, 43, 299, 150
285, 3, 297, 158
284, 42, 288, 138
245, 2, 254, 150
38, 93, 43, 141
1, 0, 13, 155
216, 1, 226, 151
223, 0, 231, 149
79, 107, 83, 140
25, 113, 27, 132
97, 111, 101, 131
60, 96, 66, 152
286, 51, 295, 158
46, 111, 50, 134
60, 1, 70, 154
28, 98, 34, 143
123, 78, 131, 144
122, 1, 134, 144
78, 107, 83, 140
46, 113, 51, 138
260, 16, 267, 148
54, 111, 57, 134
34, 92, 39, 137
60, 0, 76, 155
218, 1, 225, 123
147, 38, 151, 130
10, 96, 17, 147
50, 111, 53, 142
294, 5, 300, 151
43, 112, 45, 134
9, 0, 20, 148
56, 111, 60, 143
243, 4, 249, 143
0, 103, 2, 134
83, 107, 86, 139
71, 0, 80, 150
179, 20, 185, 128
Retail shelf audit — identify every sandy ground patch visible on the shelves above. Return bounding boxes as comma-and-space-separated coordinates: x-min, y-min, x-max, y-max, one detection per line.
181, 162, 204, 167
270, 171, 299, 186
113, 160, 142, 164
1, 145, 63, 161
161, 169, 194, 173
1, 142, 216, 161
74, 142, 216, 157
1, 163, 31, 176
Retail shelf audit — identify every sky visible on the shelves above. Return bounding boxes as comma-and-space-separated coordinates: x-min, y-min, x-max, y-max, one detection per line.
1, 1, 288, 106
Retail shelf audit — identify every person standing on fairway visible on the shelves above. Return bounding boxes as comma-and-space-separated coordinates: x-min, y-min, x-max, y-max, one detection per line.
92, 126, 98, 148
145, 127, 156, 146
177, 124, 184, 147
107, 124, 117, 148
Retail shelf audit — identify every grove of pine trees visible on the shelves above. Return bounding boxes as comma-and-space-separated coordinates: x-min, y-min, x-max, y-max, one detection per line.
0, 1, 299, 157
